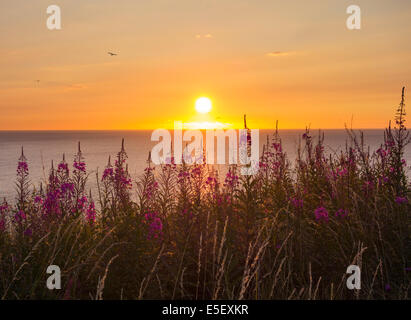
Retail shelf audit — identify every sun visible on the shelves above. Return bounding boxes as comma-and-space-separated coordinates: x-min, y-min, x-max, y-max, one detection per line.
195, 97, 212, 114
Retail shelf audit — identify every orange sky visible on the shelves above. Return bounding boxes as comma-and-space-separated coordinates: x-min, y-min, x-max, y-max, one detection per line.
1, 0, 410, 130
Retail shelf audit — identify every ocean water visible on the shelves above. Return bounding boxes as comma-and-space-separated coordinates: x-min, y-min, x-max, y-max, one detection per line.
0, 130, 410, 203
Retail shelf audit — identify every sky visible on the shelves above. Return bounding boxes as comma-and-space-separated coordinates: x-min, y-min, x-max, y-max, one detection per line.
0, 0, 411, 130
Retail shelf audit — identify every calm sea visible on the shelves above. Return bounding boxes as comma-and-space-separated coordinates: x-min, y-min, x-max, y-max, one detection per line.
0, 130, 410, 203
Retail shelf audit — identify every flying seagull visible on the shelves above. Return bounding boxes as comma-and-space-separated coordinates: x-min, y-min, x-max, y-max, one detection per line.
107, 52, 118, 56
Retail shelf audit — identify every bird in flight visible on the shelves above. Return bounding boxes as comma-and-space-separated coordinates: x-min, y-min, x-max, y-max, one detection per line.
107, 52, 118, 56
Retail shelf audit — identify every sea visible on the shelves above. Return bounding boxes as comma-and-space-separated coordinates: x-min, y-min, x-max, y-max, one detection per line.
0, 130, 410, 203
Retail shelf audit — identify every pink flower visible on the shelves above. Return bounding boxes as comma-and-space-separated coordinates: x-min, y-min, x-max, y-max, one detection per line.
77, 196, 88, 212
17, 161, 28, 175
14, 210, 26, 224
61, 182, 75, 195
395, 196, 408, 204
102, 167, 114, 180
86, 201, 96, 224
314, 207, 329, 222
224, 170, 239, 188
290, 197, 303, 209
302, 133, 311, 140
376, 148, 387, 158
58, 162, 69, 175
335, 208, 348, 218
73, 161, 86, 173
144, 211, 163, 240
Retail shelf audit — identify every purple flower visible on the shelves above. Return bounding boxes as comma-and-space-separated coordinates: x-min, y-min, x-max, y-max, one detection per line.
145, 211, 163, 240
302, 133, 311, 140
143, 180, 158, 200
61, 182, 75, 194
290, 197, 303, 209
314, 207, 329, 222
224, 170, 239, 188
73, 161, 86, 173
17, 161, 28, 175
385, 284, 391, 292
102, 167, 114, 180
336, 167, 348, 177
14, 210, 26, 224
206, 176, 218, 188
395, 196, 408, 204
376, 148, 387, 158
335, 208, 349, 218
24, 228, 33, 237
58, 162, 69, 175
86, 201, 96, 224
0, 201, 9, 229
77, 196, 88, 212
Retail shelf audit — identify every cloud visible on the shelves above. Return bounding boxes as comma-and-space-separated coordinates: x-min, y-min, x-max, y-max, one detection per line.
0, 81, 85, 90
266, 51, 296, 57
195, 34, 213, 39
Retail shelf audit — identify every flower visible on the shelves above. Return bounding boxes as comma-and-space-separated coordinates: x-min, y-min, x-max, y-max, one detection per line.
17, 161, 29, 175
86, 201, 96, 224
14, 210, 26, 224
385, 284, 391, 292
290, 197, 303, 209
77, 196, 88, 212
302, 133, 311, 140
61, 182, 75, 195
335, 208, 349, 218
376, 148, 387, 158
224, 170, 239, 188
336, 167, 348, 177
102, 167, 114, 180
177, 170, 190, 184
57, 162, 69, 175
395, 196, 408, 204
73, 161, 86, 173
314, 207, 329, 222
144, 211, 163, 240
206, 176, 218, 189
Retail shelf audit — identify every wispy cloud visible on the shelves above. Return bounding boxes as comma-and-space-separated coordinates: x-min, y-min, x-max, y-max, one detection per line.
195, 34, 213, 39
0, 80, 86, 90
266, 51, 296, 57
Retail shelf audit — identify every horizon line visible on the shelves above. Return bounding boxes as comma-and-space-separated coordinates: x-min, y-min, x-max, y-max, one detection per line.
0, 127, 390, 132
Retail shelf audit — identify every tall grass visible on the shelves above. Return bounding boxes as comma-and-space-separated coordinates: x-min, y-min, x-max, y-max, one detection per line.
0, 89, 409, 300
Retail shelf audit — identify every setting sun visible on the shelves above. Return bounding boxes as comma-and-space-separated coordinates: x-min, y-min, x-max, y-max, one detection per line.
195, 97, 212, 114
